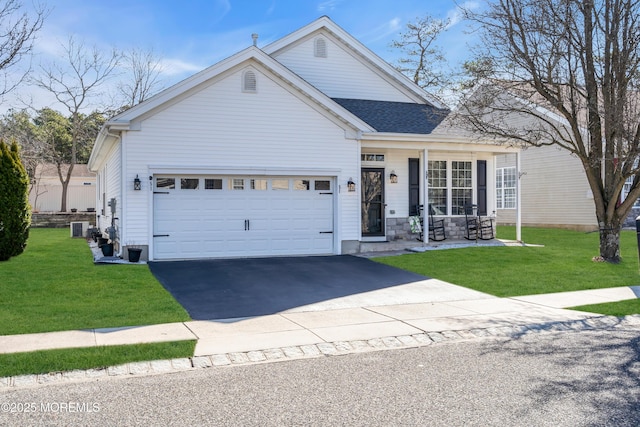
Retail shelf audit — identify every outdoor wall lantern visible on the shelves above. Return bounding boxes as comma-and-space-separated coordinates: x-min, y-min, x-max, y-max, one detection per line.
389, 170, 398, 184
347, 177, 356, 192
133, 174, 142, 191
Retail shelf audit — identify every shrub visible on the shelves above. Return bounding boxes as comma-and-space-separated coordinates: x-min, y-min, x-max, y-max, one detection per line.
0, 140, 31, 261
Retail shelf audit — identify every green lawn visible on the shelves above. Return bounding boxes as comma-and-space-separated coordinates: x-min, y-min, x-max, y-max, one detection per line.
570, 299, 640, 317
0, 341, 196, 377
0, 229, 194, 378
0, 228, 190, 335
376, 227, 640, 297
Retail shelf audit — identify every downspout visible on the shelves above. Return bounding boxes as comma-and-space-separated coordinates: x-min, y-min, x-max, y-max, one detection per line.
516, 151, 522, 242
116, 129, 125, 258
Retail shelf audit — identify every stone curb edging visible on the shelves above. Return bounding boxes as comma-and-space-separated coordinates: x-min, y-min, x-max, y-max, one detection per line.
2, 314, 639, 389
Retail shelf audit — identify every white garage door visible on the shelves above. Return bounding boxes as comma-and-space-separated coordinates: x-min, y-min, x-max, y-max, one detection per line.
153, 176, 334, 259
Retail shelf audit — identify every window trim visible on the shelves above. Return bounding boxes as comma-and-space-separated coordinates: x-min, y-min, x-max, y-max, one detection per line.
427, 160, 448, 216
496, 166, 517, 210
451, 161, 473, 216
427, 160, 479, 216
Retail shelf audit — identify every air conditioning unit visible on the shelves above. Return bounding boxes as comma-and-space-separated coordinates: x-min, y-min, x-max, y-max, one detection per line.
70, 221, 90, 238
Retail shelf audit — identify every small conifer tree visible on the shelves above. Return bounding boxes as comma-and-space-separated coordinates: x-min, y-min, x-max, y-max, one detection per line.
0, 140, 31, 261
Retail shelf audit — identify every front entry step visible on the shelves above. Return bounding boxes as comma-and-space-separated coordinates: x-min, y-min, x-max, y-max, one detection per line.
359, 240, 423, 253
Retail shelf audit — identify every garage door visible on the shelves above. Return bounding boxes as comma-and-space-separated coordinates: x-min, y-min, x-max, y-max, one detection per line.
153, 176, 334, 259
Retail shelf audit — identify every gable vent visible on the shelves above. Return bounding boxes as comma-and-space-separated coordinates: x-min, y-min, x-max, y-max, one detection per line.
242, 70, 257, 92
314, 37, 328, 58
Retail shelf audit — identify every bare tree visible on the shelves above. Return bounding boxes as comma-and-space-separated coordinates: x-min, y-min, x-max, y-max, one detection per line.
0, 0, 45, 100
391, 15, 451, 91
117, 47, 164, 109
0, 109, 44, 180
457, 0, 640, 263
0, 108, 50, 210
31, 36, 120, 211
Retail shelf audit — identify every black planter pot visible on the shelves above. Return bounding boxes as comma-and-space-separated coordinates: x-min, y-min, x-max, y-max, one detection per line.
101, 243, 114, 257
128, 248, 142, 263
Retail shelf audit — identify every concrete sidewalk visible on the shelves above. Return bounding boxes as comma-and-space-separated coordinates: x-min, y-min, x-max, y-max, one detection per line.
1, 286, 638, 357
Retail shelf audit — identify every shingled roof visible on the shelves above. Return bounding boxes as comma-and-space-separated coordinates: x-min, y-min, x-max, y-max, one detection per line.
332, 98, 449, 134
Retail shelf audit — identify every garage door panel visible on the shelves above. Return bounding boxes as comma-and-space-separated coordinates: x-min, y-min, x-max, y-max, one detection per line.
154, 175, 334, 259
178, 240, 202, 253
270, 218, 292, 231
180, 220, 202, 231
154, 239, 177, 258
314, 216, 333, 228
291, 219, 313, 231
202, 218, 225, 228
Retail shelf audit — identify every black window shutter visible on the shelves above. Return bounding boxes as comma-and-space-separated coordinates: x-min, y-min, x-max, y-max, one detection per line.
477, 160, 487, 216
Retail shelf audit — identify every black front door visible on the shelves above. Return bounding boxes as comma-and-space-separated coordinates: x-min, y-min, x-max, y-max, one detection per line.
408, 158, 420, 216
361, 168, 385, 236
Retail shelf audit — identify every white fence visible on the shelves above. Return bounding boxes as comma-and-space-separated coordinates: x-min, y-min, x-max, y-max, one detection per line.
30, 181, 96, 212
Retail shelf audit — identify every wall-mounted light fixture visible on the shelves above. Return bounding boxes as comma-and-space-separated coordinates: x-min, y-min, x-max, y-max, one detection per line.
347, 177, 356, 192
133, 174, 141, 191
389, 170, 398, 184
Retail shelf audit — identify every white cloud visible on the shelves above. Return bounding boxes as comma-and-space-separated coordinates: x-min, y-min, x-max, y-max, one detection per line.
158, 58, 206, 77
266, 0, 277, 15
317, 0, 343, 12
360, 17, 402, 43
446, 1, 480, 28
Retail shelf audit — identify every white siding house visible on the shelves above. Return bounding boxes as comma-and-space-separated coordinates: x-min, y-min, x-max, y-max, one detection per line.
88, 17, 519, 261
496, 147, 598, 230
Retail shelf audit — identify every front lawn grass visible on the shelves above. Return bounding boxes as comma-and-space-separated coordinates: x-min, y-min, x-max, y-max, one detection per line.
0, 228, 190, 335
375, 227, 640, 297
0, 341, 196, 377
570, 299, 640, 317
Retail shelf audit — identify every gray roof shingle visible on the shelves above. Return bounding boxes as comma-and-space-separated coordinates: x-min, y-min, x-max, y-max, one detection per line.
332, 98, 449, 134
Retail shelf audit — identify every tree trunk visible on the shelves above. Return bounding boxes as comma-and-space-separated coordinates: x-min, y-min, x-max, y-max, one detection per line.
599, 224, 621, 263
57, 163, 74, 212
60, 181, 69, 212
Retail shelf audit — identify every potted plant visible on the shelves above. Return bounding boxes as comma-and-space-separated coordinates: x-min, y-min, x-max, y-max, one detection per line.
101, 242, 114, 257
126, 241, 142, 263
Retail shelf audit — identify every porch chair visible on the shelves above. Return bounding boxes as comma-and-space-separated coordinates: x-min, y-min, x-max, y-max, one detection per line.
464, 204, 494, 240
415, 204, 447, 242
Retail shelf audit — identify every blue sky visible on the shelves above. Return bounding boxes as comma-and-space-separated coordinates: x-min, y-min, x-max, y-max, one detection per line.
16, 0, 480, 111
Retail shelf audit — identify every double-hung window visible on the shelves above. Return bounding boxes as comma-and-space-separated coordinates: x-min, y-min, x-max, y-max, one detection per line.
496, 167, 517, 209
451, 161, 473, 215
428, 160, 447, 215
428, 160, 474, 215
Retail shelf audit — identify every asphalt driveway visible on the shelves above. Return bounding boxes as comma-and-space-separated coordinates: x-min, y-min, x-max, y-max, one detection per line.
148, 255, 434, 320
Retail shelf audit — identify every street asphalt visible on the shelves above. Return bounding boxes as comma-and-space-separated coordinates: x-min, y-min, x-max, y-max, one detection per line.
3, 326, 640, 426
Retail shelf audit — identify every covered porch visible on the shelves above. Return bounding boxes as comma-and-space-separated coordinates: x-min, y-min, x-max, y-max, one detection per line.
357, 135, 522, 250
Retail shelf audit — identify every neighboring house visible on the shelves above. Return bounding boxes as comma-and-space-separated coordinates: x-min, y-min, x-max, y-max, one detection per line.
30, 163, 96, 213
496, 147, 599, 231
489, 83, 639, 231
88, 16, 519, 261
497, 148, 640, 230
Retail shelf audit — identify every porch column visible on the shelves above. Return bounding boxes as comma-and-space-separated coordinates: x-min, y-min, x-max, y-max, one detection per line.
422, 148, 429, 247
516, 151, 522, 242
